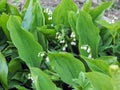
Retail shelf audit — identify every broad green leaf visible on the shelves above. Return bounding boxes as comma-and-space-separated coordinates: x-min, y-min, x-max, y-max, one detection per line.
83, 0, 92, 12
22, 0, 46, 50
30, 1, 45, 31
0, 13, 10, 40
90, 2, 113, 21
81, 56, 110, 75
85, 72, 113, 90
76, 10, 100, 58
22, 0, 33, 30
7, 16, 43, 67
48, 52, 85, 85
22, 0, 44, 31
29, 1, 46, 49
52, 0, 77, 26
0, 0, 6, 12
30, 67, 57, 90
0, 52, 8, 89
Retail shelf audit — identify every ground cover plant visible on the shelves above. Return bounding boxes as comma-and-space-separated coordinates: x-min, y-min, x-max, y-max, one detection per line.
0, 0, 120, 90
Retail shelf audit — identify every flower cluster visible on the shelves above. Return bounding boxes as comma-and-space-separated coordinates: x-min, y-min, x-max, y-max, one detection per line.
55, 32, 68, 51
38, 52, 49, 62
55, 31, 77, 51
38, 52, 46, 57
28, 74, 34, 83
80, 45, 92, 58
70, 32, 76, 46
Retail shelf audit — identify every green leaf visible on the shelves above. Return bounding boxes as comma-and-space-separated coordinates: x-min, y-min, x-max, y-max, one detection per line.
83, 0, 92, 12
85, 72, 113, 90
22, 0, 44, 31
30, 0, 45, 31
7, 15, 43, 67
22, 0, 46, 50
81, 56, 110, 75
76, 10, 100, 58
52, 0, 77, 26
30, 67, 57, 90
90, 2, 113, 21
0, 52, 8, 89
29, 1, 45, 49
0, 13, 10, 40
22, 0, 33, 30
48, 52, 85, 85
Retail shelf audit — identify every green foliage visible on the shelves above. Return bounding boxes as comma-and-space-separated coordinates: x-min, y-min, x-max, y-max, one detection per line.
85, 71, 113, 90
90, 2, 113, 21
81, 55, 110, 75
7, 16, 43, 67
30, 67, 57, 90
0, 0, 120, 89
52, 0, 77, 26
22, 0, 33, 30
48, 52, 85, 85
83, 0, 92, 12
76, 10, 100, 58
